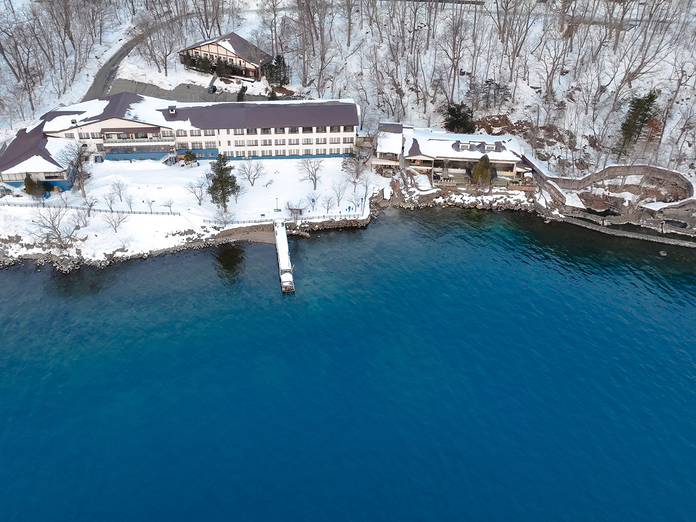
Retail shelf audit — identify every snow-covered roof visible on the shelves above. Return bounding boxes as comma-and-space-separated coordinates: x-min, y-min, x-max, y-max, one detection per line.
376, 130, 403, 154
42, 99, 112, 133
38, 93, 360, 134
145, 97, 360, 131
402, 127, 523, 163
0, 122, 73, 175
3, 154, 64, 175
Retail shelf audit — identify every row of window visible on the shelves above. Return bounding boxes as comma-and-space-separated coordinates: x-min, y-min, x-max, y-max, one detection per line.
1, 172, 29, 181
226, 137, 353, 147
107, 147, 354, 163
194, 50, 245, 67
221, 148, 352, 158
176, 142, 217, 150
66, 126, 356, 140
179, 137, 355, 150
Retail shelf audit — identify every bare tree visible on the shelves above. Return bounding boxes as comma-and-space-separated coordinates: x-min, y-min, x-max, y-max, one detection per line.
215, 207, 235, 226
331, 181, 347, 207
237, 158, 266, 187
125, 194, 135, 211
82, 196, 98, 217
297, 157, 323, 190
103, 192, 117, 212
191, 0, 226, 39
360, 172, 375, 198
133, 10, 184, 77
185, 177, 207, 205
57, 191, 69, 207
111, 180, 126, 202
32, 206, 79, 249
103, 212, 128, 233
231, 184, 247, 203
146, 199, 155, 212
259, 0, 285, 57
348, 191, 363, 212
304, 190, 321, 211
75, 208, 90, 228
161, 198, 174, 214
56, 142, 91, 199
322, 195, 335, 212
342, 153, 368, 192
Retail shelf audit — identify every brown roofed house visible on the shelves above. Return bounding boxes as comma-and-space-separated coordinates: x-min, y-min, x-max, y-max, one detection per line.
179, 32, 272, 81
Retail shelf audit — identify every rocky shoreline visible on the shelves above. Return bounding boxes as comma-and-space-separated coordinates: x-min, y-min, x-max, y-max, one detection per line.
2, 187, 694, 272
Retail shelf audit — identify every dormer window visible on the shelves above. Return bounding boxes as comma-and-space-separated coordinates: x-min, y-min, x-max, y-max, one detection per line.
168, 106, 176, 114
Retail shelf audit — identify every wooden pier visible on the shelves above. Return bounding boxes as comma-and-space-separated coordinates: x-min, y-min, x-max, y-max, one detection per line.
274, 220, 295, 294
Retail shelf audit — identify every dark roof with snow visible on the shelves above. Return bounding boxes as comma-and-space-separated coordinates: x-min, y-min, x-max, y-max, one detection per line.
0, 122, 63, 174
159, 100, 359, 129
180, 32, 272, 66
378, 122, 403, 134
42, 93, 146, 133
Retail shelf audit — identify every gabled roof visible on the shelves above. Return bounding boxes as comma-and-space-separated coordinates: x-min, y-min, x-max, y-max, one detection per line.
403, 127, 523, 163
0, 122, 72, 175
180, 32, 272, 66
43, 92, 145, 133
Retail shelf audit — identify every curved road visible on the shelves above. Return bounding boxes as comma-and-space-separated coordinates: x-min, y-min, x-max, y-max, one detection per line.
81, 12, 198, 102
82, 33, 146, 102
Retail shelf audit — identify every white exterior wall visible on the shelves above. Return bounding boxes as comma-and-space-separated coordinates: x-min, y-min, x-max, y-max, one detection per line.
204, 126, 356, 158
45, 115, 357, 159
46, 118, 176, 153
190, 43, 258, 70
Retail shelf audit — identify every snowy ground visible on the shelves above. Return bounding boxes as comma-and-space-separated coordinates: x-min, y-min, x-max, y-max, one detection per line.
117, 55, 273, 97
0, 157, 390, 263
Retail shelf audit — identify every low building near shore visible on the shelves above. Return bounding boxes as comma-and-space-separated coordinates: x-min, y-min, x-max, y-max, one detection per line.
375, 122, 532, 187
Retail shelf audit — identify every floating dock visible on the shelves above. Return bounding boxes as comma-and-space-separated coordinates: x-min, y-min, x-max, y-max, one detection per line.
274, 220, 295, 294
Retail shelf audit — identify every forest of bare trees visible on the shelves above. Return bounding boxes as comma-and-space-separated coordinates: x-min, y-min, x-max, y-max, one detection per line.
3, 0, 696, 174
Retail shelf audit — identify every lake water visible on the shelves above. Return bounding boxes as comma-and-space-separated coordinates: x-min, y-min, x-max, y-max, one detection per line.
1, 208, 696, 521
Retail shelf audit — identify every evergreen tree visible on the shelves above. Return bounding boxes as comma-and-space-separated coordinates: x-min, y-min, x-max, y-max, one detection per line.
268, 89, 278, 101
619, 90, 658, 157
471, 155, 492, 186
24, 174, 40, 195
263, 55, 290, 86
443, 102, 476, 134
184, 150, 197, 165
237, 85, 247, 102
206, 154, 238, 212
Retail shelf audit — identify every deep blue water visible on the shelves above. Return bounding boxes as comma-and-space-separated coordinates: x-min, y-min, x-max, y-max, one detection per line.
2, 208, 696, 521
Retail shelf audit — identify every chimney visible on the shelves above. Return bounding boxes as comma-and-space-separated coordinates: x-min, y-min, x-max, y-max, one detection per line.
168, 106, 176, 114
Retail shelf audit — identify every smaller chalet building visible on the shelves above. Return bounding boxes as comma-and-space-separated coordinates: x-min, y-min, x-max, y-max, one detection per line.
375, 123, 531, 186
178, 32, 272, 81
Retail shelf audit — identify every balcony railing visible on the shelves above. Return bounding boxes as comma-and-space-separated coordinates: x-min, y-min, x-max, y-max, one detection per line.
103, 136, 176, 144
